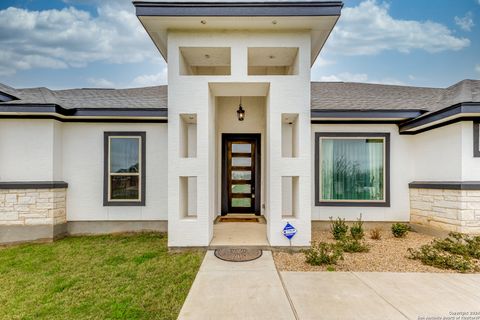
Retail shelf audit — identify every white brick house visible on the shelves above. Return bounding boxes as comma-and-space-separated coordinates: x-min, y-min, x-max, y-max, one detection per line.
1, 1, 480, 247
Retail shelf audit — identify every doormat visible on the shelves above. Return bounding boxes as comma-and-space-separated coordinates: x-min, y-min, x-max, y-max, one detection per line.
214, 248, 262, 262
218, 217, 259, 223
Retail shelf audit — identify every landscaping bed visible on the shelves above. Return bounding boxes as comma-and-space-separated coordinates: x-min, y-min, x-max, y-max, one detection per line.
274, 224, 480, 273
0, 233, 204, 320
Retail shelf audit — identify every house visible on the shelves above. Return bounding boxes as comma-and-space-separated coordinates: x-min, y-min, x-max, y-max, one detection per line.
1, 1, 480, 247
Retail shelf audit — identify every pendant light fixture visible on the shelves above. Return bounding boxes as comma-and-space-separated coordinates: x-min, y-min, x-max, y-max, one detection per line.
237, 97, 245, 121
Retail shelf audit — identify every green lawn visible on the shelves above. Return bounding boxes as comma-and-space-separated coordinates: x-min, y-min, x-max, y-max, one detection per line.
0, 233, 204, 320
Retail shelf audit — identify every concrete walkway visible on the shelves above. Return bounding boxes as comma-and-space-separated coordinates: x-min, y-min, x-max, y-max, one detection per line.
179, 251, 480, 320
178, 251, 295, 319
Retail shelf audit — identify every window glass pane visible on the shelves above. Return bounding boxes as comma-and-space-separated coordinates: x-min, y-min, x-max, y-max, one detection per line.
232, 198, 251, 207
232, 171, 251, 180
110, 138, 139, 173
232, 143, 251, 153
110, 176, 139, 200
232, 157, 251, 166
321, 138, 384, 201
232, 184, 251, 194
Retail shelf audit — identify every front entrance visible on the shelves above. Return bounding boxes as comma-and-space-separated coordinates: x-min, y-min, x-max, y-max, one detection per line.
221, 134, 261, 215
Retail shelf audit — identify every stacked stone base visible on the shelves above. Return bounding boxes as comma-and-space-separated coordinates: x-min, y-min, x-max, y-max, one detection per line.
410, 188, 480, 234
0, 187, 67, 244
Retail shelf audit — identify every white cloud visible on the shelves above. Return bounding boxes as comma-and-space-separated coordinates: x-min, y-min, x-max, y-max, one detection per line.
131, 68, 168, 87
324, 0, 470, 56
318, 72, 405, 85
455, 12, 474, 31
320, 72, 368, 82
87, 77, 115, 88
475, 64, 480, 74
0, 2, 159, 75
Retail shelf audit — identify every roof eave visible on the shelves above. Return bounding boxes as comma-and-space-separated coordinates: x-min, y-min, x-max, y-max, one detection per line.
399, 102, 480, 134
133, 1, 343, 17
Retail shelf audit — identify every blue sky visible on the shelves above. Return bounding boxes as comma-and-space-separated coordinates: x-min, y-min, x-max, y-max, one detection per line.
0, 0, 479, 89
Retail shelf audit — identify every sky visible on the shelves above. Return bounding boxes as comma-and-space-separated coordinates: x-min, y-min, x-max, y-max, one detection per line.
0, 0, 479, 89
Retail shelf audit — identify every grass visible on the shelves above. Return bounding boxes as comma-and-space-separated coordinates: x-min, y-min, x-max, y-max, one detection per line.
0, 233, 205, 320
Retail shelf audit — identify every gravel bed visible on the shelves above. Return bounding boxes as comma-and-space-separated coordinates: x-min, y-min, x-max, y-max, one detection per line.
274, 230, 480, 273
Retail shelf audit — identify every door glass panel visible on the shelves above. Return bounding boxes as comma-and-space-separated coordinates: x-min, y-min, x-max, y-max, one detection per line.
232, 184, 251, 193
232, 198, 251, 207
232, 157, 251, 166
232, 143, 251, 153
232, 171, 251, 180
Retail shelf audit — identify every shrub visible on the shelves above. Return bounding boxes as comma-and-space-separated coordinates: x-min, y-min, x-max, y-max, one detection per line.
408, 245, 478, 273
303, 241, 343, 266
339, 237, 369, 253
391, 223, 410, 238
330, 216, 348, 240
369, 227, 382, 240
431, 232, 480, 259
350, 214, 364, 240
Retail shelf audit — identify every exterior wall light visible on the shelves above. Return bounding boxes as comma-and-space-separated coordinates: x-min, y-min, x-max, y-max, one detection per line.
237, 97, 245, 121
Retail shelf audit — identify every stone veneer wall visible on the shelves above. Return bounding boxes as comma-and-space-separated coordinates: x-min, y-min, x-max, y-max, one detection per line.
0, 184, 67, 244
410, 188, 480, 234
0, 188, 66, 226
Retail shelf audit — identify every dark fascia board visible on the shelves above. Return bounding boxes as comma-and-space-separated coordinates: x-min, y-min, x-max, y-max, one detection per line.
134, 1, 343, 17
0, 181, 68, 189
399, 102, 480, 134
409, 181, 480, 190
311, 109, 424, 121
0, 103, 168, 120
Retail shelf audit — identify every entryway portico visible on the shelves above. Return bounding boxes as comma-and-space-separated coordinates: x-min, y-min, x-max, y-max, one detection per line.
134, 0, 342, 248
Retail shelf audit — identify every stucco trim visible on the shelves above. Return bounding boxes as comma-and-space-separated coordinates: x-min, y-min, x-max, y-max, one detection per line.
409, 181, 480, 190
67, 220, 167, 235
314, 132, 391, 207
0, 181, 68, 189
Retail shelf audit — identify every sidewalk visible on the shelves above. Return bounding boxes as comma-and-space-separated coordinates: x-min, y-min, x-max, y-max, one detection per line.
178, 251, 295, 320
179, 251, 480, 320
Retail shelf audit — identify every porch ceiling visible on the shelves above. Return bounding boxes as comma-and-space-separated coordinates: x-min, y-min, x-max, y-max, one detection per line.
134, 1, 343, 65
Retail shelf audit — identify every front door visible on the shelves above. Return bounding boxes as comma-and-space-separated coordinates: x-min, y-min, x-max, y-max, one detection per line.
222, 134, 261, 215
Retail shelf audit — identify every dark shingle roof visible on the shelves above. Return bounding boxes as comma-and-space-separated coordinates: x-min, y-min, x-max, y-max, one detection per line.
1, 80, 479, 114
310, 82, 443, 111
0, 86, 168, 109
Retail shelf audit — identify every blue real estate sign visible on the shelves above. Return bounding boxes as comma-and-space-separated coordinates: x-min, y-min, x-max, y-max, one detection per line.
282, 222, 297, 240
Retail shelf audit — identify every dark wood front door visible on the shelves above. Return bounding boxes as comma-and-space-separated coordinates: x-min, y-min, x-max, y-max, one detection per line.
221, 134, 261, 215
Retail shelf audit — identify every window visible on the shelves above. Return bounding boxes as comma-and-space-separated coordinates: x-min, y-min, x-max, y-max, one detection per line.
104, 132, 146, 206
473, 122, 480, 157
315, 132, 390, 207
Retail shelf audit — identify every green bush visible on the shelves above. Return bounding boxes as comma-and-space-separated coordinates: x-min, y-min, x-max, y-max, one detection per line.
329, 216, 348, 240
431, 232, 480, 259
350, 214, 365, 240
391, 223, 410, 238
408, 245, 478, 273
339, 237, 369, 253
303, 241, 343, 266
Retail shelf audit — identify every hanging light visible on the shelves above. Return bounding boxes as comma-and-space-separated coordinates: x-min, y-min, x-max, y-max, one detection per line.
237, 97, 245, 121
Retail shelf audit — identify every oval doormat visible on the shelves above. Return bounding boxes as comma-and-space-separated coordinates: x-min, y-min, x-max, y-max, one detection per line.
214, 248, 262, 262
